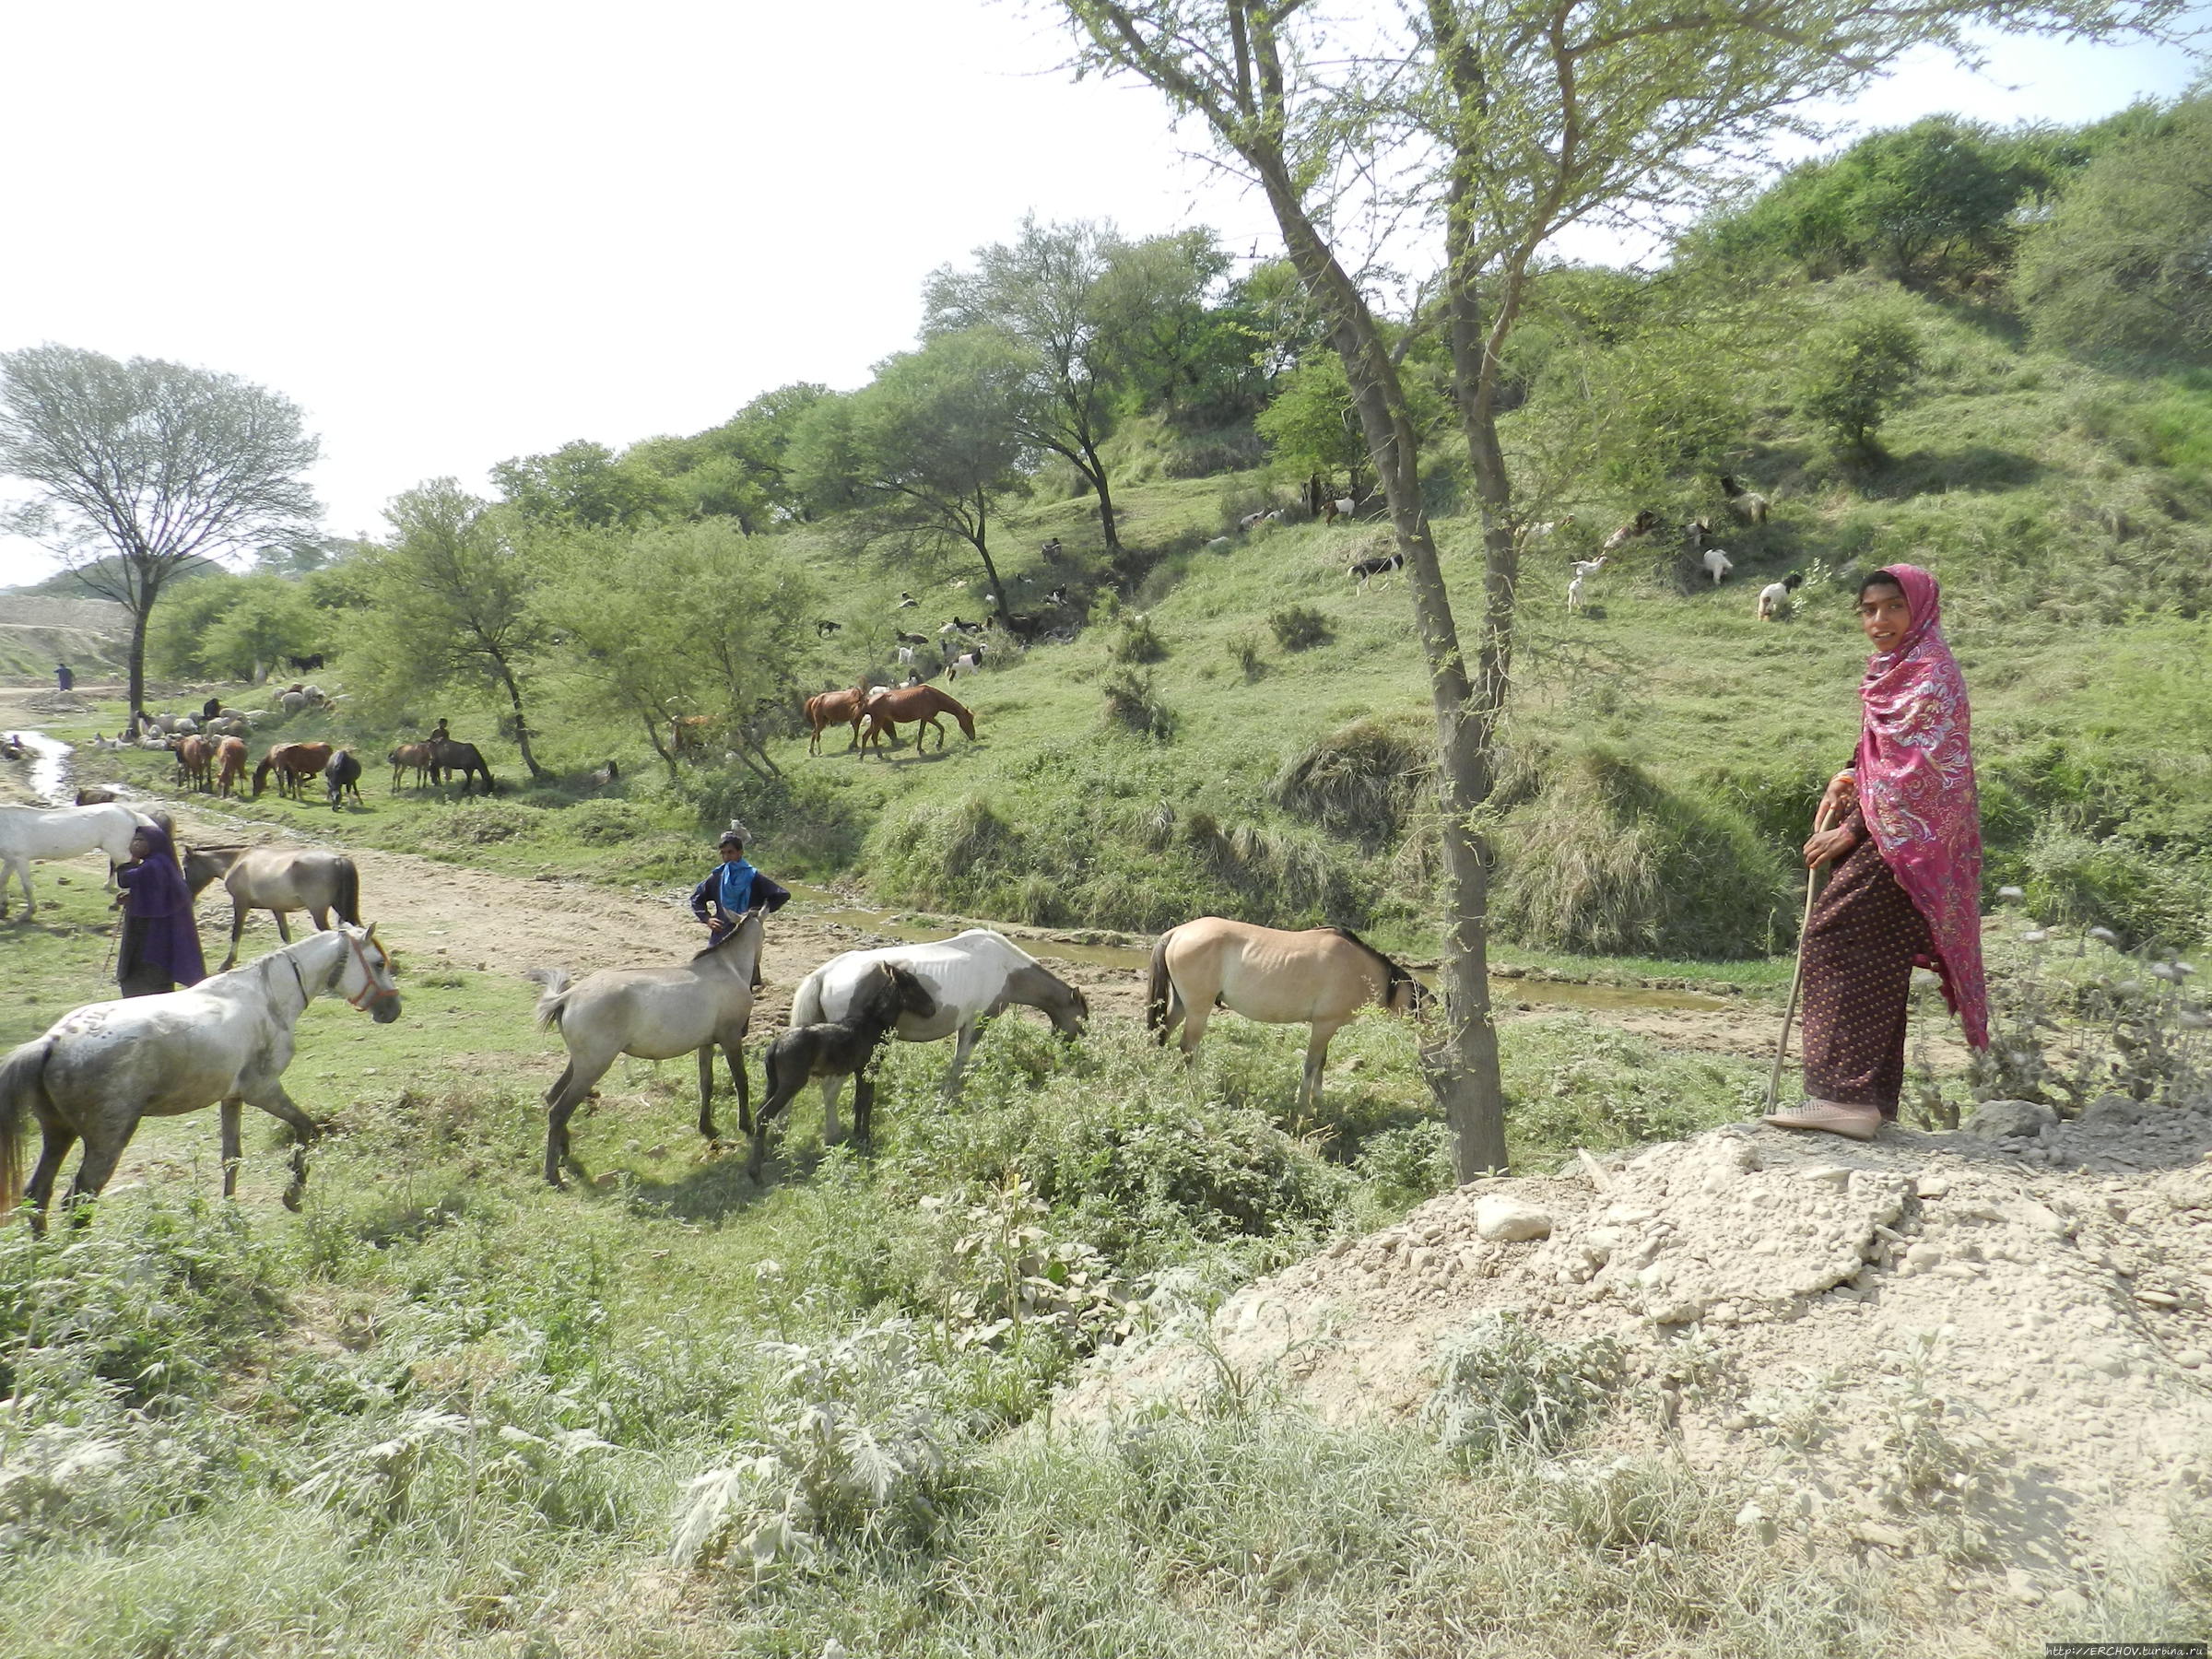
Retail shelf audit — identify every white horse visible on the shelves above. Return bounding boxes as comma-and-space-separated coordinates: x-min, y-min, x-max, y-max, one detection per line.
525, 912, 765, 1188
0, 924, 402, 1230
0, 802, 156, 919
789, 929, 1089, 1140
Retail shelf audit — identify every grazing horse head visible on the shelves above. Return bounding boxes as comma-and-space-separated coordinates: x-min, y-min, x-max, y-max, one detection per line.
323, 923, 403, 1024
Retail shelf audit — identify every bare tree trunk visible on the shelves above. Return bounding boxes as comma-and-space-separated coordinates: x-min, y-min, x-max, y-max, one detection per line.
125, 597, 151, 724
971, 492, 1013, 620
640, 710, 679, 782
1248, 148, 1510, 1179
495, 660, 551, 781
1076, 435, 1123, 555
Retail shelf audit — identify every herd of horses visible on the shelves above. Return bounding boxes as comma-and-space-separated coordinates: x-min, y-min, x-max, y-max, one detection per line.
0, 791, 1429, 1224
159, 735, 495, 809
804, 684, 978, 756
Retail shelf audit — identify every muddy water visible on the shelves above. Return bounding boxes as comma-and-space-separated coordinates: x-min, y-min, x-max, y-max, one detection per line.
785, 883, 1731, 1015
8, 730, 75, 805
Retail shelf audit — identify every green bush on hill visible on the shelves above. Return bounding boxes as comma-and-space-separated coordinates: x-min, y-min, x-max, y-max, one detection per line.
1494, 747, 1792, 959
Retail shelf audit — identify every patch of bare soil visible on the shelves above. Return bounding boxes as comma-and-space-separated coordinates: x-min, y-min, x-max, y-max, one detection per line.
1055, 1112, 2212, 1598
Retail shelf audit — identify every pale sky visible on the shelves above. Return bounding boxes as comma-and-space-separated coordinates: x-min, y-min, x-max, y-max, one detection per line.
0, 1, 2200, 589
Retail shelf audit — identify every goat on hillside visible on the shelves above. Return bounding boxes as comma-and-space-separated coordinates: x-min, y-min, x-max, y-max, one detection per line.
1757, 571, 1805, 619
1702, 547, 1735, 585
1721, 475, 1771, 524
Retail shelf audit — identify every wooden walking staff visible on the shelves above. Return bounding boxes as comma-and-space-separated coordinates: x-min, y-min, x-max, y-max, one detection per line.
1767, 799, 1840, 1112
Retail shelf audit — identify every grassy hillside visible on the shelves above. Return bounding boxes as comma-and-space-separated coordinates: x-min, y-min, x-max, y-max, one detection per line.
39, 282, 2211, 968
727, 281, 2212, 958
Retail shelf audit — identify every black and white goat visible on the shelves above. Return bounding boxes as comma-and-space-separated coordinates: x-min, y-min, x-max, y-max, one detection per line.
1757, 571, 1805, 619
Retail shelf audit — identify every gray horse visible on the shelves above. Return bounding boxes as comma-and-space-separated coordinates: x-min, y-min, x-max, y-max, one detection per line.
0, 925, 401, 1230
526, 912, 765, 1188
184, 845, 362, 971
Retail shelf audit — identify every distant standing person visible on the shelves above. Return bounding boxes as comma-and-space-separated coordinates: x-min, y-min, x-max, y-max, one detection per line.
689, 826, 791, 991
55, 662, 73, 693
112, 824, 206, 997
430, 718, 450, 744
1764, 565, 1989, 1141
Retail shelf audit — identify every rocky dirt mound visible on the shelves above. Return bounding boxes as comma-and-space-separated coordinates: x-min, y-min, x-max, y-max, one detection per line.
1058, 1108, 2212, 1601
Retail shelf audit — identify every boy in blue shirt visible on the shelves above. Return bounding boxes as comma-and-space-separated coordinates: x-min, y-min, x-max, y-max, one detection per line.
688, 826, 790, 988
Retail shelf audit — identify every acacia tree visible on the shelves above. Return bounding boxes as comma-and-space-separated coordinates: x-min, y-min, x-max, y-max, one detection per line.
1056, 0, 2173, 1179
537, 521, 819, 781
793, 331, 1035, 619
0, 345, 319, 719
927, 219, 1232, 558
359, 479, 552, 780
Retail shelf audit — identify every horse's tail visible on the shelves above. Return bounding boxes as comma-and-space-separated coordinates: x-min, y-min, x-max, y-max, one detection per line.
0, 1039, 53, 1218
1146, 932, 1173, 1041
334, 858, 360, 926
524, 967, 573, 1030
252, 757, 272, 796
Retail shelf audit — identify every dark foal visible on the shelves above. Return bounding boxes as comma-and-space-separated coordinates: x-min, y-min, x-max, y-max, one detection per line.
750, 964, 936, 1178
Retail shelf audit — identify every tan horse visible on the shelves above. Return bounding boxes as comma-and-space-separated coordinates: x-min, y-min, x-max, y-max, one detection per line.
524, 912, 765, 1188
253, 741, 333, 799
1147, 918, 1430, 1112
804, 687, 873, 755
387, 742, 432, 791
215, 736, 249, 798
860, 686, 976, 754
184, 844, 363, 971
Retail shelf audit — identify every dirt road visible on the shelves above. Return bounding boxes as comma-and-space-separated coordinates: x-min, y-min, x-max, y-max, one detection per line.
3, 684, 1808, 1054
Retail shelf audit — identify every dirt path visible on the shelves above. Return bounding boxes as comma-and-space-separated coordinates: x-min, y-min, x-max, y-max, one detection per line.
3, 688, 1795, 1054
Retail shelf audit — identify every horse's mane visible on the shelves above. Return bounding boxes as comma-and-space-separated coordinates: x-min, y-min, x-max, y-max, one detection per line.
688, 912, 763, 967
1320, 924, 1412, 989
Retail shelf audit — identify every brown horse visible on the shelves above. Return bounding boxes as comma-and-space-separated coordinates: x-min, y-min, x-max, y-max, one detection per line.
175, 735, 215, 793
215, 736, 249, 798
860, 687, 976, 754
804, 687, 873, 755
1147, 918, 1430, 1112
387, 742, 431, 792
253, 742, 333, 800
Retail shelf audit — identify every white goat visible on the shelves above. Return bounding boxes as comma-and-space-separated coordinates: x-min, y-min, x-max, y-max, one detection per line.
1702, 547, 1735, 585
1567, 573, 1589, 614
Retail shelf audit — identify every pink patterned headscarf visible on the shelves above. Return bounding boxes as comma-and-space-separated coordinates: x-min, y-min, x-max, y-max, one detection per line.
1855, 565, 1989, 1049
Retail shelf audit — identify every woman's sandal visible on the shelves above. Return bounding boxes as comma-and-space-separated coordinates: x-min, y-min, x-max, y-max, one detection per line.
1760, 1100, 1881, 1141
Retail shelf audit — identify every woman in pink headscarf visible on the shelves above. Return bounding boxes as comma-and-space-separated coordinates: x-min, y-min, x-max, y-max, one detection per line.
1764, 565, 1990, 1141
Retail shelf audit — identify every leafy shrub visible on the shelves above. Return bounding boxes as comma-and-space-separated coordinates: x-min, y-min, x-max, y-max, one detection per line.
1226, 628, 1265, 680
407, 801, 542, 849
1271, 717, 1428, 850
559, 800, 653, 845
1425, 1311, 1623, 1461
292, 1382, 627, 1540
1495, 747, 1791, 959
1268, 604, 1333, 652
1110, 612, 1167, 664
2019, 827, 2212, 951
669, 1321, 970, 1573
678, 762, 865, 872
1100, 668, 1174, 740
2017, 98, 2212, 364
1794, 299, 1924, 457
0, 1196, 284, 1407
